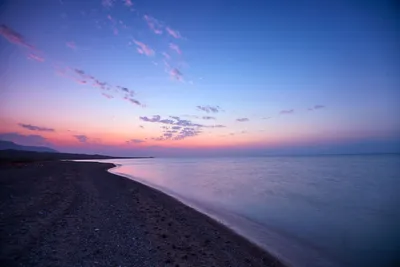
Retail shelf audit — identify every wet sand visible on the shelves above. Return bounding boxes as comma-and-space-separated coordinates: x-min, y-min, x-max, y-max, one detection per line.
0, 161, 286, 267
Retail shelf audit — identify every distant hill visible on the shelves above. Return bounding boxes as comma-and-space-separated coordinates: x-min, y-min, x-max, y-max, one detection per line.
0, 140, 58, 153
0, 149, 153, 163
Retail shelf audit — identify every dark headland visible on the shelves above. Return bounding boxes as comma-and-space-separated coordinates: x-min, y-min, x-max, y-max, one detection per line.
0, 149, 153, 164
0, 151, 286, 267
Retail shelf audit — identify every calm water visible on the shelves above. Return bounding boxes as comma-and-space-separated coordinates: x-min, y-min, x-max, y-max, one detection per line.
99, 155, 400, 267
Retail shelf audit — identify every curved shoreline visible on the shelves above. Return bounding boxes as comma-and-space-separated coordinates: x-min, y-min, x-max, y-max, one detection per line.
108, 162, 341, 267
106, 163, 289, 267
1, 160, 287, 267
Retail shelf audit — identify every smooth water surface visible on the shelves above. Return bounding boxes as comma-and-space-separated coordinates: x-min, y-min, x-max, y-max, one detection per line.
100, 155, 400, 267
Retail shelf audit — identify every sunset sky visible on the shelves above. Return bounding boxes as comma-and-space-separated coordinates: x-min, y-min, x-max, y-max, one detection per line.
0, 0, 399, 156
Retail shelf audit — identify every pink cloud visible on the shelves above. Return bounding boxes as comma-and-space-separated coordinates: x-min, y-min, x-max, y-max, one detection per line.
27, 53, 45, 62
133, 40, 154, 56
169, 43, 182, 55
66, 41, 76, 50
107, 14, 115, 23
143, 15, 163, 35
124, 0, 133, 6
162, 52, 171, 60
166, 26, 181, 39
0, 24, 34, 49
169, 68, 183, 81
113, 28, 119, 35
102, 0, 115, 7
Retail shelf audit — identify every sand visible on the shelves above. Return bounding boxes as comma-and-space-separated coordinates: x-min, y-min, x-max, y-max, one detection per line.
0, 161, 286, 267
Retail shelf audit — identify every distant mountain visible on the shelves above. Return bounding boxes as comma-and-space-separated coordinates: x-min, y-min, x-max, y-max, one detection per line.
0, 140, 58, 153
0, 149, 153, 163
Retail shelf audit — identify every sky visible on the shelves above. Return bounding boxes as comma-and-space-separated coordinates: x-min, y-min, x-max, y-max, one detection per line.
0, 0, 399, 156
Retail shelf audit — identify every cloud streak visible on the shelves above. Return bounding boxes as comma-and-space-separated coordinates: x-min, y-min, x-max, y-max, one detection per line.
197, 105, 222, 113
27, 53, 45, 62
236, 118, 249, 122
162, 52, 171, 60
19, 123, 55, 132
280, 109, 294, 115
102, 93, 114, 99
102, 0, 115, 7
143, 15, 163, 35
169, 43, 182, 55
308, 105, 326, 111
124, 96, 142, 106
202, 116, 215, 120
169, 68, 183, 81
166, 27, 182, 39
126, 139, 144, 144
133, 40, 155, 56
139, 115, 225, 129
124, 0, 133, 6
66, 41, 76, 50
0, 24, 34, 49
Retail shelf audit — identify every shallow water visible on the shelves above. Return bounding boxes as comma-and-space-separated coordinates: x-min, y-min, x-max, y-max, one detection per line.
98, 155, 400, 267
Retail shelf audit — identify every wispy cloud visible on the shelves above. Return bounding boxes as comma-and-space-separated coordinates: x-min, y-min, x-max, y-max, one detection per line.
66, 41, 76, 50
27, 53, 45, 62
202, 116, 215, 120
143, 15, 163, 35
311, 105, 325, 110
124, 0, 133, 6
280, 109, 294, 115
74, 135, 88, 143
308, 105, 325, 111
102, 0, 115, 7
162, 52, 171, 60
169, 68, 183, 81
208, 124, 226, 128
197, 105, 222, 113
166, 26, 181, 39
133, 40, 154, 56
236, 118, 249, 122
0, 24, 34, 49
117, 86, 134, 96
102, 93, 114, 99
174, 127, 201, 140
152, 127, 201, 141
262, 117, 271, 120
140, 115, 224, 130
126, 138, 144, 144
140, 115, 161, 123
124, 96, 142, 106
67, 68, 142, 105
169, 43, 182, 55
19, 123, 55, 132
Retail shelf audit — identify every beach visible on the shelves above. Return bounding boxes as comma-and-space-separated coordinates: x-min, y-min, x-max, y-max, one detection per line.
0, 161, 285, 267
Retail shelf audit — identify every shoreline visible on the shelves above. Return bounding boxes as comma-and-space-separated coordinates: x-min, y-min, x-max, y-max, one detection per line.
0, 160, 287, 266
107, 164, 289, 265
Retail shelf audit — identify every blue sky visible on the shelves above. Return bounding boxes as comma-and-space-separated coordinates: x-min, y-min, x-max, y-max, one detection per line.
0, 0, 399, 156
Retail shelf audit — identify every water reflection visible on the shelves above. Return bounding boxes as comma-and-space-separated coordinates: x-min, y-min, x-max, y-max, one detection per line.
104, 155, 400, 267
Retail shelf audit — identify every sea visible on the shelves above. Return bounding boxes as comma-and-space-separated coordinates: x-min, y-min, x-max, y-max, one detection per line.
94, 155, 400, 267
